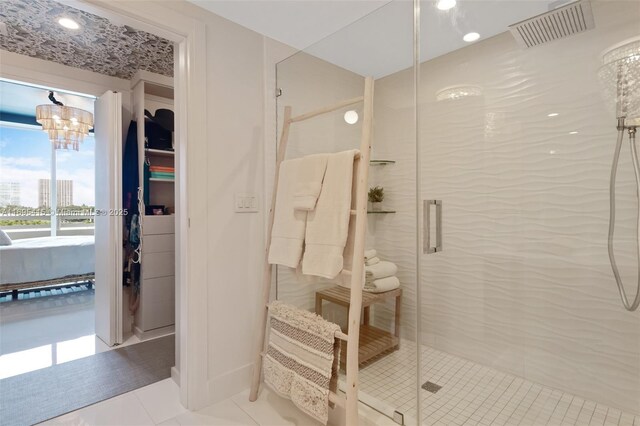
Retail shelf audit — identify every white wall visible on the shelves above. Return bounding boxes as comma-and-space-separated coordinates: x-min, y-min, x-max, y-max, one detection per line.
375, 1, 640, 414
204, 11, 266, 402
150, 1, 298, 404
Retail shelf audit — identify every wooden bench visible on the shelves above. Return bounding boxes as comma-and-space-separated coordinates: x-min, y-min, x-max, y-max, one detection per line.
315, 285, 402, 368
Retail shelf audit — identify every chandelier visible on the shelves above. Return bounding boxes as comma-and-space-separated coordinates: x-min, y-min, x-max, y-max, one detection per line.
36, 91, 94, 151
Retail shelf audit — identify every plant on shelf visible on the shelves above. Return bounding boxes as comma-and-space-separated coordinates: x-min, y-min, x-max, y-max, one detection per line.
368, 186, 385, 211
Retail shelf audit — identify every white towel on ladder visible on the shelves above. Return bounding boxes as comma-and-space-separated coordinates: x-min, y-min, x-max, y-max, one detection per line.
293, 154, 328, 211
268, 158, 307, 268
302, 149, 358, 279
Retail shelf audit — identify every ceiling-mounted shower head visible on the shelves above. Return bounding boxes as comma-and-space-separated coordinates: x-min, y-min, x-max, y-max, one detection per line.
598, 37, 640, 126
508, 0, 595, 49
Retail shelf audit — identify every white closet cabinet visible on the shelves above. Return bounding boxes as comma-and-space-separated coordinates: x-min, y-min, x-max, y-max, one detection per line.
131, 71, 176, 339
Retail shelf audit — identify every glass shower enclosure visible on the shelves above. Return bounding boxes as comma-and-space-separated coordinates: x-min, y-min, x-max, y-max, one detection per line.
274, 0, 640, 424
417, 1, 640, 424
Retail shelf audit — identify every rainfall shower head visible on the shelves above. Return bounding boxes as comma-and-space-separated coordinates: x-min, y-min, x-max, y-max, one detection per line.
598, 37, 640, 125
508, 0, 595, 49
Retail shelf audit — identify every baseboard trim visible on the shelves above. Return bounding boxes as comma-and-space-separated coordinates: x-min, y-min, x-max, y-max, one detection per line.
133, 324, 175, 341
208, 363, 253, 403
171, 366, 180, 386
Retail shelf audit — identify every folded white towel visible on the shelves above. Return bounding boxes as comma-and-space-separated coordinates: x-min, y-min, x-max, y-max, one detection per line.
268, 158, 308, 268
303, 150, 358, 279
365, 256, 380, 266
364, 276, 400, 293
293, 154, 328, 211
364, 249, 377, 261
365, 261, 398, 281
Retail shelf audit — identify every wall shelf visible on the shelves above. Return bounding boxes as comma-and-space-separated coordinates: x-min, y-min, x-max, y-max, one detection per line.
145, 148, 175, 157
367, 210, 396, 214
370, 160, 395, 165
149, 178, 175, 183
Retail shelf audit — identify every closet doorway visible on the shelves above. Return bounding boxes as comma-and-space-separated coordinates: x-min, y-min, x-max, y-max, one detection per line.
0, 0, 206, 420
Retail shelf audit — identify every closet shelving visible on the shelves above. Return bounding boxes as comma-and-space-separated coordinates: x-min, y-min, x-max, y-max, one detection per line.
145, 148, 175, 157
130, 70, 176, 340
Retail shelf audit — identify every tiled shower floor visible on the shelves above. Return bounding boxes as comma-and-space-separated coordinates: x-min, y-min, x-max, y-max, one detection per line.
341, 339, 640, 426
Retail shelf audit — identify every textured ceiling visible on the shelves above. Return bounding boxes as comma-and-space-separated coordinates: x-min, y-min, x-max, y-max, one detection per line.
0, 0, 173, 80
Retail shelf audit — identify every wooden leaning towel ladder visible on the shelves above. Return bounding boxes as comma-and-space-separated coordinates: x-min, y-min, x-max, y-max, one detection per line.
249, 76, 374, 425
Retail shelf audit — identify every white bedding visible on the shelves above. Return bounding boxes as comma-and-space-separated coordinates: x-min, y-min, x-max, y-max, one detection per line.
0, 236, 95, 285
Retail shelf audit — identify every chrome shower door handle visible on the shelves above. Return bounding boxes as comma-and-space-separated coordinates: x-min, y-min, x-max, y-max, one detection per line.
423, 200, 443, 254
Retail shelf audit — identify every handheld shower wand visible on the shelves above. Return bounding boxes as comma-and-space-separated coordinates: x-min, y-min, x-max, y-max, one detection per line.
608, 118, 640, 311
599, 37, 640, 311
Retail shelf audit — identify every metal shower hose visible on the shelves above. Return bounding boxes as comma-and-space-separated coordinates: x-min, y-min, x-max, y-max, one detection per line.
608, 125, 640, 311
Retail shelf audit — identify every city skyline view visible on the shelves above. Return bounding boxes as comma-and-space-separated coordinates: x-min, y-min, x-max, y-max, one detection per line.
0, 124, 95, 208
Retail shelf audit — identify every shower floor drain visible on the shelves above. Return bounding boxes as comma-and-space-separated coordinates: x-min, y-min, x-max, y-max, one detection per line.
421, 381, 442, 393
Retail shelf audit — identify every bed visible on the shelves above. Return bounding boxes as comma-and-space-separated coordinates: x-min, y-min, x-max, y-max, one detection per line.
0, 236, 95, 291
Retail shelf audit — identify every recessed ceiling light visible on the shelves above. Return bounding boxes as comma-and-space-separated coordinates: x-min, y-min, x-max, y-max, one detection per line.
569, 131, 578, 134
436, 0, 457, 11
547, 112, 559, 117
58, 18, 79, 30
463, 32, 480, 42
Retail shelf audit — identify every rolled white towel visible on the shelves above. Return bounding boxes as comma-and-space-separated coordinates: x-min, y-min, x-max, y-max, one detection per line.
364, 276, 400, 293
364, 249, 377, 261
365, 261, 397, 281
365, 256, 380, 266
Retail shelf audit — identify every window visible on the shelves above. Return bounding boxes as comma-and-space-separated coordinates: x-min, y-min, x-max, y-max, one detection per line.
0, 123, 95, 237
55, 135, 95, 234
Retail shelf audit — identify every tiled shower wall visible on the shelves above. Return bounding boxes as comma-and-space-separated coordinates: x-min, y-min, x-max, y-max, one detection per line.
373, 1, 640, 414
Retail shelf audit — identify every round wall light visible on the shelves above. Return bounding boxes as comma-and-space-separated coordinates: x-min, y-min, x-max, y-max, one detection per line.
344, 110, 359, 125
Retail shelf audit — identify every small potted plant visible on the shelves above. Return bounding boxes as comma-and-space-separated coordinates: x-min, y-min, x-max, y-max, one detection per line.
368, 186, 385, 211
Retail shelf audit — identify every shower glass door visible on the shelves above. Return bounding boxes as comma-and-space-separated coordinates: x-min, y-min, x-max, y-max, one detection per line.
417, 1, 640, 425
273, 1, 419, 423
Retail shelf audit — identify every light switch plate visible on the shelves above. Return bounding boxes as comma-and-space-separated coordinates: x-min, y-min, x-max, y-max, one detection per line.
235, 193, 258, 213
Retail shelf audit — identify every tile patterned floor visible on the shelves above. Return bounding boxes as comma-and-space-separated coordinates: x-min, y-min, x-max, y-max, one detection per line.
347, 339, 640, 426
45, 378, 398, 426
0, 291, 141, 379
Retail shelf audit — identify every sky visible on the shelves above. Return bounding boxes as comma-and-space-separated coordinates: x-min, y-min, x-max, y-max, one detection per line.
0, 124, 95, 207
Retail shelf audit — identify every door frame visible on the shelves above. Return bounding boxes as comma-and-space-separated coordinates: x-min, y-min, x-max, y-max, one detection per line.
64, 0, 210, 410
0, 0, 209, 410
